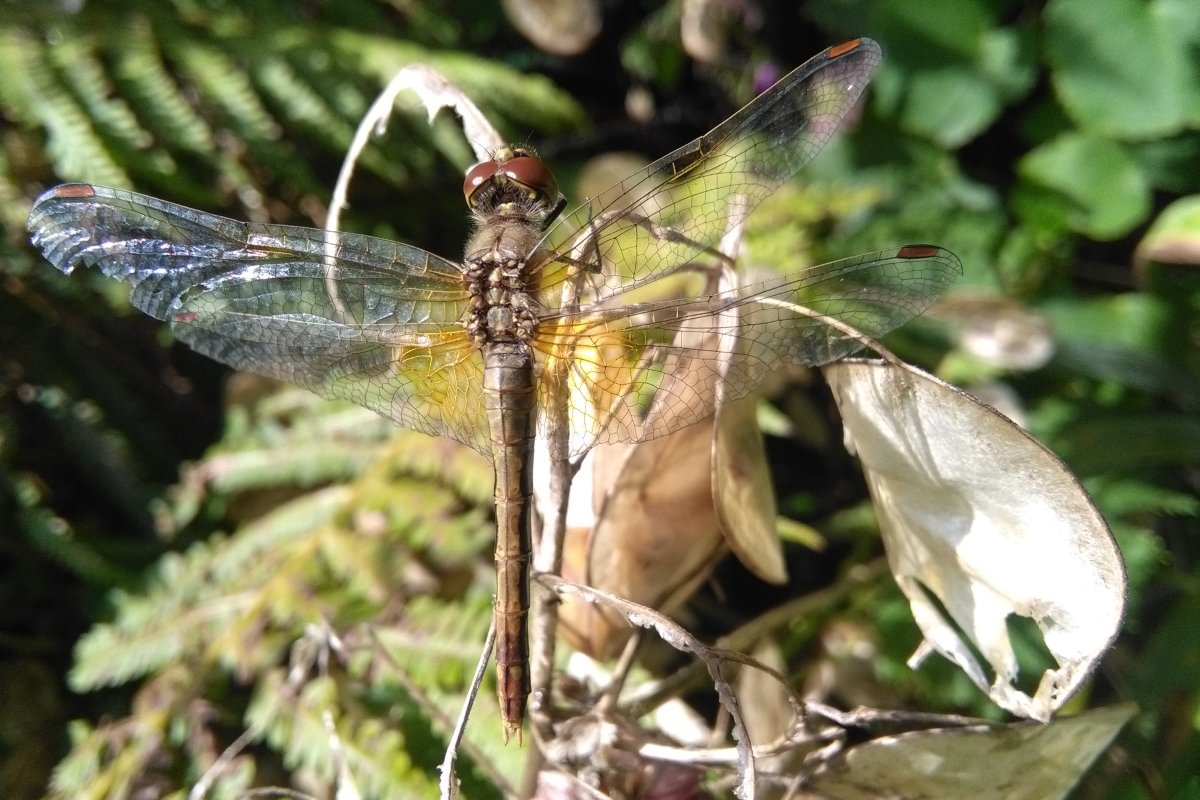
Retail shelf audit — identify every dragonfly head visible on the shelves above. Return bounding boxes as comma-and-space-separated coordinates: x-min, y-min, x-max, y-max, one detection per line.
464, 146, 566, 227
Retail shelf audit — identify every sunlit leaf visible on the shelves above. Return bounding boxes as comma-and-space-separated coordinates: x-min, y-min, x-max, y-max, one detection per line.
1135, 194, 1200, 272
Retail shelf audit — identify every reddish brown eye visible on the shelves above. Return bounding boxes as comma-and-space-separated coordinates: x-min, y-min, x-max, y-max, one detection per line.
502, 155, 558, 199
463, 160, 500, 201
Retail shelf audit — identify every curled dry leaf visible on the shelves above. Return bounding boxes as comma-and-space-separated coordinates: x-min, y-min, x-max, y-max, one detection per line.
955, 297, 1056, 371
502, 0, 602, 56
805, 704, 1135, 800
556, 370, 785, 657
713, 393, 787, 585
326, 64, 505, 240
558, 423, 727, 658
823, 359, 1125, 721
371, 65, 505, 161
681, 0, 727, 63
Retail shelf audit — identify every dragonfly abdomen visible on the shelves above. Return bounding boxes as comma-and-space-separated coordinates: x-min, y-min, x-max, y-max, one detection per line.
483, 341, 537, 740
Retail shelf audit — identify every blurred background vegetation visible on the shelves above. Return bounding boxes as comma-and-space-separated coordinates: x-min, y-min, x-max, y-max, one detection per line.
1, 0, 1198, 798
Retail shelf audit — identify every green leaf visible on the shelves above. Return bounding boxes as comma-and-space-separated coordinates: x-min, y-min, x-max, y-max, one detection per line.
1015, 133, 1150, 239
1040, 292, 1172, 354
111, 18, 216, 156
1040, 292, 1200, 401
894, 27, 1038, 147
1, 29, 130, 186
873, 0, 993, 58
1045, 0, 1200, 139
1085, 476, 1199, 518
1056, 412, 1200, 473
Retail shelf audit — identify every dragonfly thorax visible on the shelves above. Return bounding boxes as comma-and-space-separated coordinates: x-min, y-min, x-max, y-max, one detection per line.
463, 221, 543, 346
483, 304, 527, 340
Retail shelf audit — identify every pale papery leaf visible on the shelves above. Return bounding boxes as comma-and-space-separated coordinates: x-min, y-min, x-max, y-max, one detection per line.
804, 704, 1135, 800
556, 423, 727, 658
823, 359, 1125, 721
374, 65, 505, 161
713, 393, 787, 584
681, 0, 727, 64
1133, 194, 1200, 276
501, 0, 601, 56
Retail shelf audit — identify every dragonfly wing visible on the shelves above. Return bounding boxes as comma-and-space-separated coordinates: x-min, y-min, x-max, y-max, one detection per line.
536, 245, 961, 458
28, 183, 492, 457
537, 39, 882, 300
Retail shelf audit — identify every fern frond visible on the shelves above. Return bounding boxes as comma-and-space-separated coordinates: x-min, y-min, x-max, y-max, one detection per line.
111, 17, 214, 156
247, 671, 441, 800
0, 146, 25, 231
253, 54, 358, 158
8, 6, 586, 230
186, 439, 387, 496
381, 430, 496, 508
70, 486, 348, 690
172, 40, 327, 194
47, 666, 209, 800
3, 28, 130, 186
174, 41, 282, 145
11, 472, 133, 588
48, 34, 154, 153
0, 28, 38, 123
374, 595, 493, 680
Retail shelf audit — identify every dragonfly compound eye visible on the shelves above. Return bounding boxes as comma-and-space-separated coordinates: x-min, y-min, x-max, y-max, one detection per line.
501, 156, 559, 207
464, 160, 501, 203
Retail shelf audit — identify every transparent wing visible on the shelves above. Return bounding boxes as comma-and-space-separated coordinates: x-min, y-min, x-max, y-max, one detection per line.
28, 183, 492, 457
535, 38, 882, 302
535, 245, 962, 459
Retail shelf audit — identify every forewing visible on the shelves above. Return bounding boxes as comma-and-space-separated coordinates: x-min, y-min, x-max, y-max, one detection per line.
537, 39, 882, 301
535, 245, 961, 458
28, 183, 492, 457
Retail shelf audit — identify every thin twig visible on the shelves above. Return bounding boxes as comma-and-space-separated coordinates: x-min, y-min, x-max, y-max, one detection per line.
440, 621, 499, 800
366, 626, 515, 798
594, 629, 644, 717
188, 726, 261, 800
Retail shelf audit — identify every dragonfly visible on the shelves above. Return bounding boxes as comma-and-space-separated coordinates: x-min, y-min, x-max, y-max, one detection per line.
28, 37, 960, 740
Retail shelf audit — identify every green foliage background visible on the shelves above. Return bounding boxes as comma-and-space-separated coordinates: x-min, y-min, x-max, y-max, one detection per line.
1, 0, 1198, 798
